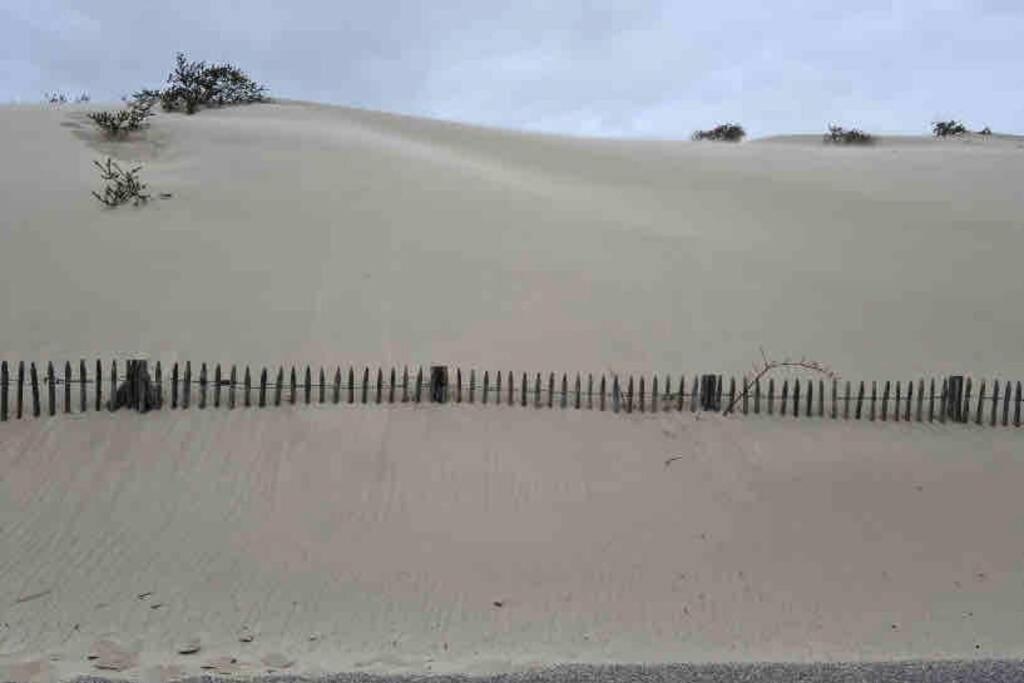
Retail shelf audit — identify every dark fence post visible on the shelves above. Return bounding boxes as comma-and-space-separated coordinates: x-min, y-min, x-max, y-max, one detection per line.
894, 382, 901, 422
181, 361, 190, 409
258, 368, 266, 407
1003, 380, 1011, 427
334, 368, 342, 404
171, 362, 178, 409
63, 361, 72, 414
870, 381, 877, 421
376, 368, 383, 404
929, 378, 936, 422
600, 375, 606, 412
916, 379, 924, 422
831, 379, 838, 419
213, 364, 222, 408
348, 368, 355, 404
881, 381, 889, 421
767, 379, 775, 416
691, 376, 699, 413
199, 363, 207, 409
575, 374, 582, 409
321, 368, 327, 404
651, 376, 659, 413
429, 366, 448, 403
962, 378, 972, 424
991, 380, 1000, 427
855, 381, 864, 420
154, 361, 163, 410
780, 380, 788, 416
843, 381, 851, 420
415, 368, 423, 403
305, 366, 312, 405
791, 380, 799, 418
1015, 381, 1022, 427
637, 376, 644, 413
946, 376, 963, 422
975, 380, 985, 426
483, 371, 490, 405
228, 366, 237, 409
290, 368, 298, 405
507, 371, 513, 405
245, 367, 253, 407
939, 379, 948, 424
700, 375, 717, 412
362, 367, 369, 404
469, 369, 475, 404
94, 360, 101, 412
16, 361, 25, 419
275, 368, 284, 406
389, 368, 396, 404
30, 363, 41, 417
47, 362, 56, 416
110, 360, 119, 411
612, 376, 620, 414
626, 376, 634, 414
456, 369, 462, 404
754, 378, 761, 415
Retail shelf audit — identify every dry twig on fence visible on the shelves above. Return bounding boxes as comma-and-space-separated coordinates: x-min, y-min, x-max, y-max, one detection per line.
724, 347, 839, 415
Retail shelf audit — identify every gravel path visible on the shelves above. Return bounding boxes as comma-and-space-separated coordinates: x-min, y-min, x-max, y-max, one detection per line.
72, 660, 1024, 683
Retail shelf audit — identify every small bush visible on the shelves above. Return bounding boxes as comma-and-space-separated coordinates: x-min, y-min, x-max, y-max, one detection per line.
979, 126, 992, 136
44, 91, 89, 104
158, 52, 267, 115
91, 158, 151, 207
823, 124, 874, 145
933, 120, 967, 137
692, 123, 746, 142
87, 99, 154, 137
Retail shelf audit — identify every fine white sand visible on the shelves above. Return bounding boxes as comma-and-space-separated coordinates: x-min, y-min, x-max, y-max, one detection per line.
2, 101, 1024, 682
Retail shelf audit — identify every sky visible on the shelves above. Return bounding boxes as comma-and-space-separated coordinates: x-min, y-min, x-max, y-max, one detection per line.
2, 0, 1021, 139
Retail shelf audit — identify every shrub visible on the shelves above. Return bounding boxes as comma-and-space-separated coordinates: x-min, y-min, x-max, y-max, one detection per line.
979, 126, 992, 136
87, 99, 154, 137
91, 158, 151, 207
823, 124, 874, 145
932, 120, 967, 137
692, 123, 746, 142
43, 91, 89, 104
158, 52, 267, 114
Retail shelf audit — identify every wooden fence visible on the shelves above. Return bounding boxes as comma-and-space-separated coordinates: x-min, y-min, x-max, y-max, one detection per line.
0, 359, 1022, 428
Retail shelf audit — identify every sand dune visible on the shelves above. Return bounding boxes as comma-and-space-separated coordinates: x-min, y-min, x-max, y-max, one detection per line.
2, 102, 1024, 681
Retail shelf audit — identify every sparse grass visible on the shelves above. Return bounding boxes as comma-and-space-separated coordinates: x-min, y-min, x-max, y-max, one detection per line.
933, 120, 967, 137
91, 158, 151, 207
823, 124, 874, 145
692, 123, 746, 142
44, 91, 89, 104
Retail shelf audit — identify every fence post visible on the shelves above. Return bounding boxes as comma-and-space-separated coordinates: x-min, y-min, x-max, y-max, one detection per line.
1003, 380, 1011, 427
198, 363, 207, 409
939, 379, 948, 424
895, 382, 901, 422
533, 373, 540, 408
0, 361, 7, 421
63, 361, 71, 414
334, 368, 342, 404
213, 364, 221, 408
677, 375, 686, 412
469, 369, 475, 404
991, 380, 1000, 427
881, 381, 890, 421
390, 368, 397, 404
429, 366, 447, 403
754, 378, 761, 415
245, 367, 253, 407
305, 366, 312, 405
975, 380, 985, 426
575, 374, 581, 409
599, 375, 606, 412
181, 361, 190, 409
228, 366, 236, 409
507, 371, 513, 406
766, 379, 774, 416
627, 376, 634, 414
362, 367, 370, 404
258, 368, 266, 407
483, 371, 490, 405
780, 380, 788, 416
289, 368, 296, 405
348, 368, 355, 404
154, 361, 163, 410
31, 363, 41, 417
415, 368, 423, 403
402, 367, 409, 403
843, 381, 850, 419
275, 368, 284, 406
792, 380, 799, 418
962, 378, 972, 425
376, 368, 383, 404
47, 362, 55, 416
700, 375, 717, 412
1015, 381, 1022, 427
870, 381, 878, 421
855, 381, 864, 420
94, 360, 101, 413
110, 360, 119, 411
638, 376, 645, 413
611, 376, 620, 413
321, 368, 327, 404
171, 362, 178, 409
456, 368, 463, 404
16, 361, 25, 419
831, 378, 837, 419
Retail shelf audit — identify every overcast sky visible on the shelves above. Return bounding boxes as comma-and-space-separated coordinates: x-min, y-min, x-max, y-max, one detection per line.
2, 0, 1021, 138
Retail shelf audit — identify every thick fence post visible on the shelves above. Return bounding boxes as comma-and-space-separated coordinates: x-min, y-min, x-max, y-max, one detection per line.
742, 376, 750, 416
975, 380, 985, 426
47, 362, 55, 416
536, 373, 544, 409
519, 372, 526, 407
16, 361, 25, 419
456, 369, 462, 404
110, 360, 118, 411
881, 381, 889, 421
855, 381, 864, 420
389, 368, 396, 404
928, 378, 935, 422
1015, 382, 1022, 427
402, 367, 409, 403
870, 381, 877, 421
94, 360, 101, 412
754, 378, 761, 415
962, 378, 972, 424
348, 368, 355, 404
843, 381, 850, 420
831, 378, 838, 419
637, 376, 644, 413
939, 379, 948, 424
30, 363, 41, 417
468, 369, 475, 404
651, 376, 659, 413
333, 368, 341, 404
290, 368, 297, 405
154, 361, 162, 410
561, 374, 568, 409
895, 382, 901, 422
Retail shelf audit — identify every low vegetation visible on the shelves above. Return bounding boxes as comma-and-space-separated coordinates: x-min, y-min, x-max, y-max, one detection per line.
932, 120, 967, 137
91, 158, 151, 207
823, 125, 874, 145
691, 123, 746, 142
979, 126, 992, 136
87, 99, 154, 137
156, 52, 267, 114
45, 91, 90, 104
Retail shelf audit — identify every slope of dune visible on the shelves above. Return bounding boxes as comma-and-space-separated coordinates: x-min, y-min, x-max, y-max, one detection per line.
2, 102, 1024, 682
2, 100, 1023, 378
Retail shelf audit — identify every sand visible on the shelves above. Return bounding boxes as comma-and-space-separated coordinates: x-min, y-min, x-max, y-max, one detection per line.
2, 101, 1024, 681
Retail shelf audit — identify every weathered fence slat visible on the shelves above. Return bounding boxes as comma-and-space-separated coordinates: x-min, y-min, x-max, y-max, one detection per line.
0, 361, 7, 421
31, 363, 41, 417
649, 376, 657, 412
349, 368, 356, 404
171, 363, 178, 409
275, 368, 283, 407
742, 377, 750, 415
894, 382, 901, 422
794, 380, 801, 418
627, 376, 634, 414
93, 360, 101, 413
228, 366, 236, 409
963, 378, 973, 425
991, 380, 1000, 427
638, 376, 645, 413
153, 361, 162, 410
181, 361, 190, 409
376, 368, 383, 404
483, 371, 490, 405
754, 378, 761, 415
612, 376, 621, 414
390, 368, 397, 404
304, 366, 312, 405
817, 379, 824, 417
244, 367, 253, 407
16, 361, 25, 419
497, 371, 505, 405
334, 368, 341, 404
663, 374, 671, 411
767, 379, 774, 416
415, 368, 423, 403
522, 373, 528, 407
574, 374, 582, 409
199, 363, 207, 409
507, 372, 513, 406
543, 373, 551, 409
881, 381, 890, 421
47, 362, 55, 416
870, 381, 878, 421
469, 369, 475, 404
213, 364, 222, 408
928, 378, 935, 422
831, 379, 838, 419
320, 368, 327, 404
456, 369, 463, 404
727, 377, 735, 416
678, 375, 686, 412
1015, 382, 1022, 427
780, 380, 789, 416
362, 368, 369, 404
558, 374, 566, 409
803, 379, 810, 417
842, 381, 850, 419
288, 368, 296, 405
402, 367, 409, 403
258, 368, 266, 407
975, 380, 985, 426
1003, 380, 1011, 427
64, 361, 72, 414
600, 376, 607, 411
691, 376, 699, 413
855, 381, 865, 420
